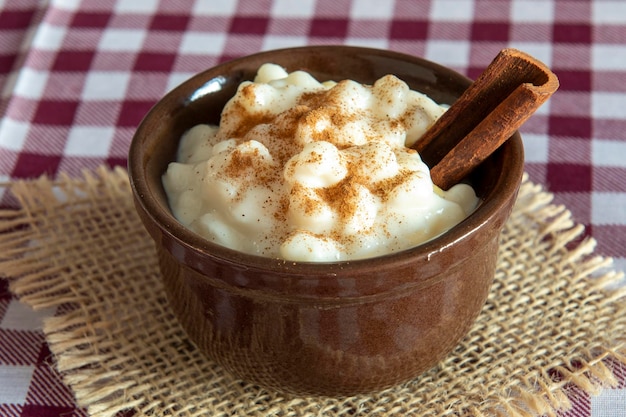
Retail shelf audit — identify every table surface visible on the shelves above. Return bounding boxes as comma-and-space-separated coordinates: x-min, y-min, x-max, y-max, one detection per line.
1, 1, 625, 416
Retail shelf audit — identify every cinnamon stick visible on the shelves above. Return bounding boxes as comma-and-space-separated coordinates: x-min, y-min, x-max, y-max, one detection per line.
413, 48, 559, 190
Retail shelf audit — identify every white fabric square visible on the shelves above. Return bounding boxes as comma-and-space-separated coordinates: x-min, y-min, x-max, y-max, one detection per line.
64, 126, 114, 156
425, 40, 470, 67
51, 0, 81, 10
591, 388, 626, 417
430, 0, 474, 21
592, 44, 626, 70
99, 29, 146, 52
270, 0, 316, 17
592, 92, 626, 119
114, 0, 159, 13
167, 72, 195, 92
521, 133, 549, 163
613, 259, 626, 280
592, 192, 626, 225
193, 0, 238, 16
593, 140, 626, 167
535, 99, 551, 115
593, 2, 626, 24
82, 71, 130, 100
1, 300, 54, 331
180, 32, 227, 55
0, 119, 29, 151
261, 35, 308, 52
350, 0, 394, 19
13, 68, 48, 100
31, 23, 66, 51
510, 0, 554, 23
508, 42, 553, 67
0, 366, 34, 404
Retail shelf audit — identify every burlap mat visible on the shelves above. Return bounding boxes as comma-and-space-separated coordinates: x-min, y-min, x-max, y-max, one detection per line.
1, 166, 625, 417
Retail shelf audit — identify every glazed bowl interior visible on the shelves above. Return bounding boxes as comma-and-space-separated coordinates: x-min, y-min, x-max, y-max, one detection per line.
129, 45, 523, 276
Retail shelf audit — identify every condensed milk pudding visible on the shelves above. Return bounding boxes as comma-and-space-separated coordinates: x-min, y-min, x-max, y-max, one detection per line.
163, 64, 478, 261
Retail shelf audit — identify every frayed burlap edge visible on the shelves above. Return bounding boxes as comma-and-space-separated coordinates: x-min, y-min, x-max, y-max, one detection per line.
0, 166, 625, 417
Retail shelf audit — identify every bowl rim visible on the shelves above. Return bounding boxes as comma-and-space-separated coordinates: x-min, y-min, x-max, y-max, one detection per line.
128, 45, 524, 275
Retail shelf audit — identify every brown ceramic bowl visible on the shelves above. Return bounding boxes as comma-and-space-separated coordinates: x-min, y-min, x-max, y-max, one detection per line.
128, 45, 524, 396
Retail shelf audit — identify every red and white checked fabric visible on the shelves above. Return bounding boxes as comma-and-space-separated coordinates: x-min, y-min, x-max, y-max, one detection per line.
0, 0, 624, 416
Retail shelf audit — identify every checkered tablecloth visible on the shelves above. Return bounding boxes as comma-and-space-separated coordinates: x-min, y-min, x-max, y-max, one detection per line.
0, 0, 624, 416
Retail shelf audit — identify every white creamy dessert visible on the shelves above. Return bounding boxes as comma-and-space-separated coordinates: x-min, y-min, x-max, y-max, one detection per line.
163, 64, 479, 262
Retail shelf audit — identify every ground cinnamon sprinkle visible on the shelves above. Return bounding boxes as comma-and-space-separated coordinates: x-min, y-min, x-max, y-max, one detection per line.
223, 102, 274, 139
299, 90, 328, 109
274, 196, 289, 222
371, 170, 410, 201
222, 83, 368, 215
265, 105, 310, 164
289, 184, 315, 216
260, 80, 426, 236
299, 87, 359, 144
316, 176, 360, 220
223, 148, 257, 177
330, 109, 356, 128
163, 64, 478, 260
